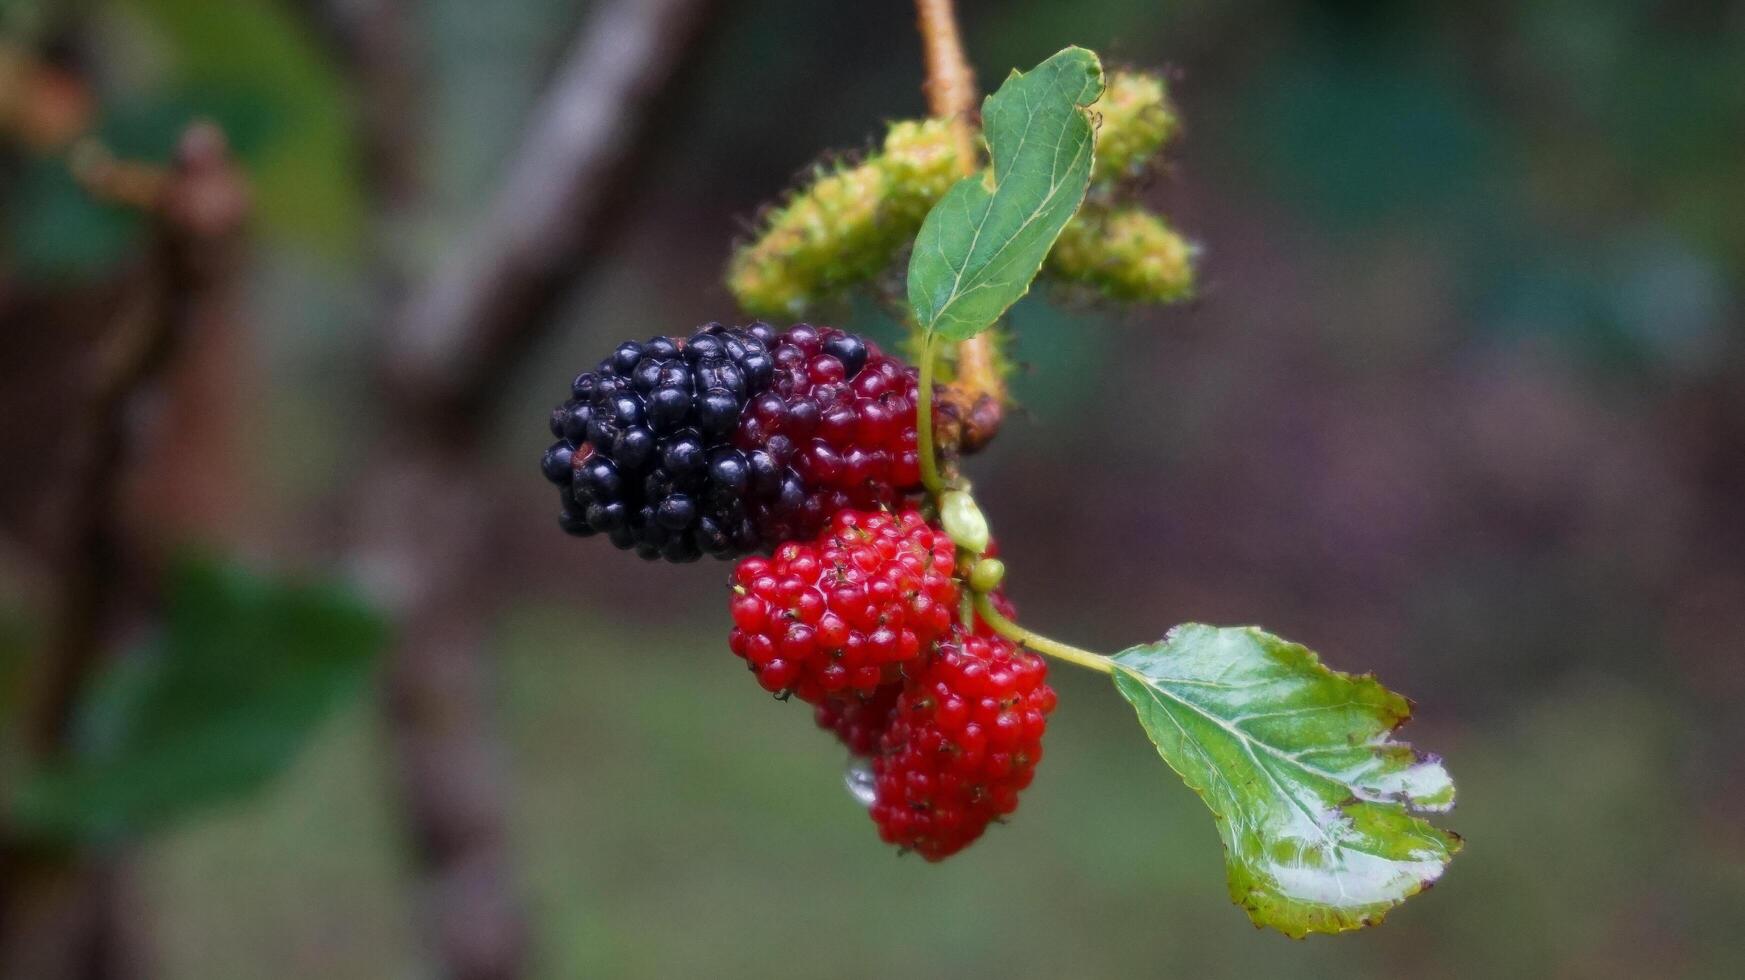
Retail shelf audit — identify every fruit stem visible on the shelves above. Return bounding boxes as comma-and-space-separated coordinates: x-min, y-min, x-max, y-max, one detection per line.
918, 331, 946, 495
972, 592, 1114, 676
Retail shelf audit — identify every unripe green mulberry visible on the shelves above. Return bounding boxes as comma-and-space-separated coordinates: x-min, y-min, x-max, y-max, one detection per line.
728, 74, 1181, 316
1046, 205, 1195, 303
728, 119, 964, 317
881, 119, 965, 223
1091, 71, 1177, 185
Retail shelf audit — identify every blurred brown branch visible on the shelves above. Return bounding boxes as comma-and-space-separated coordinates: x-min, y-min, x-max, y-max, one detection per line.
23, 123, 247, 759
342, 1, 726, 978
915, 0, 978, 163
0, 122, 250, 980
384, 0, 723, 417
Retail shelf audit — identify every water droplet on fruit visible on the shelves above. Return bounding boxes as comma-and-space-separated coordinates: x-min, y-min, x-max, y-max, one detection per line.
844, 757, 877, 808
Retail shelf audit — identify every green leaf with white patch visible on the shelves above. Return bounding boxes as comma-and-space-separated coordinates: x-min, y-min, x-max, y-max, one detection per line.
907, 47, 1103, 341
1110, 624, 1459, 937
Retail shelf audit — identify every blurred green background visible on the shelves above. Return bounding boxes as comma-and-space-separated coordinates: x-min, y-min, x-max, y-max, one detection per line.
5, 0, 1745, 977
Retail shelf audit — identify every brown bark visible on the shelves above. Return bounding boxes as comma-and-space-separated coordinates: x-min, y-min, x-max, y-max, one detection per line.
0, 123, 250, 980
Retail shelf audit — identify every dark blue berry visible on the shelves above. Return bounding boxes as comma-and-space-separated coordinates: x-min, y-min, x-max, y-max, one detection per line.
696, 360, 744, 397
559, 506, 595, 537
646, 386, 690, 432
707, 448, 748, 496
662, 436, 706, 478
541, 442, 575, 484
686, 333, 724, 361
586, 500, 627, 531
697, 389, 740, 438
741, 353, 773, 390
822, 333, 868, 377
696, 517, 731, 555
586, 414, 617, 449
610, 393, 645, 428
561, 403, 593, 442
612, 341, 644, 375
657, 364, 691, 390
616, 426, 655, 469
631, 357, 663, 391
581, 457, 622, 499
656, 493, 697, 530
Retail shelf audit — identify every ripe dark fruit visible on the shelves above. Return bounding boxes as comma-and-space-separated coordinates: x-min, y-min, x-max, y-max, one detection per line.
545, 322, 950, 560
870, 630, 1055, 861
727, 508, 959, 703
558, 507, 595, 537
540, 442, 575, 484
656, 494, 697, 530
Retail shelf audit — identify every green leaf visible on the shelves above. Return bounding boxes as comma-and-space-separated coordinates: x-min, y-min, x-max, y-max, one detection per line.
6, 157, 142, 282
1110, 625, 1459, 937
907, 47, 1104, 341
11, 557, 387, 840
0, 609, 33, 788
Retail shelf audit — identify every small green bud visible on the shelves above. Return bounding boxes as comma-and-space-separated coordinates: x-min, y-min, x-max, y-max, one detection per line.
969, 557, 1006, 594
939, 489, 990, 555
1047, 205, 1195, 303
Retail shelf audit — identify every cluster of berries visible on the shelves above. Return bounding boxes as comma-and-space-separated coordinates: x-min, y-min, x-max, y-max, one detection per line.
543, 325, 1053, 859
729, 510, 1053, 860
542, 322, 931, 561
